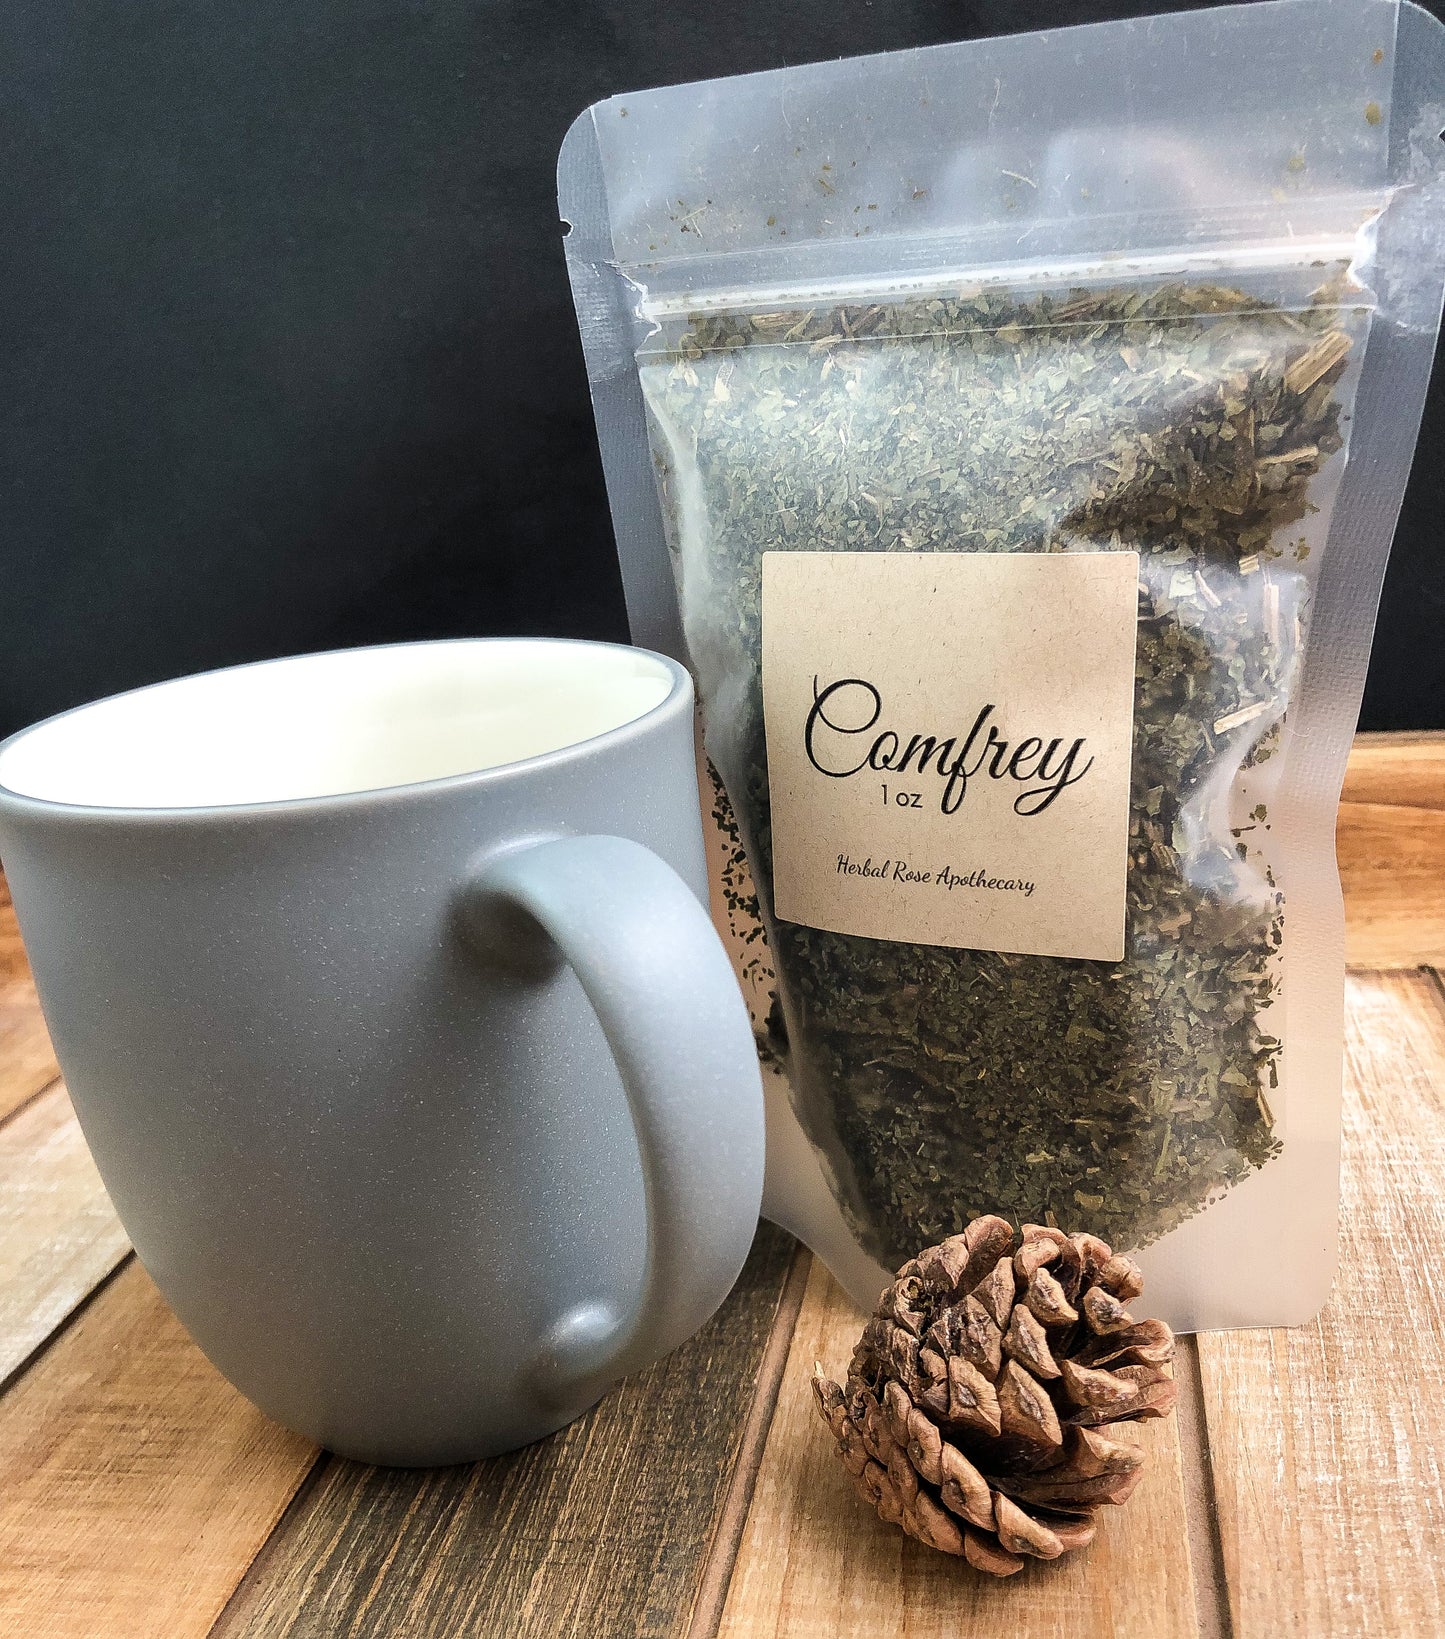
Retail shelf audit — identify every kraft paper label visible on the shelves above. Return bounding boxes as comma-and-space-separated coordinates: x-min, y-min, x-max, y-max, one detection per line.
760, 550, 1139, 962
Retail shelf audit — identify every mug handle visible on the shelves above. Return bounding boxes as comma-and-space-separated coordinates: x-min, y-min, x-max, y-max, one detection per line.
469, 833, 766, 1407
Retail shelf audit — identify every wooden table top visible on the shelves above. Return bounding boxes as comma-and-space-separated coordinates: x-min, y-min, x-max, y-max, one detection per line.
1, 731, 1442, 1639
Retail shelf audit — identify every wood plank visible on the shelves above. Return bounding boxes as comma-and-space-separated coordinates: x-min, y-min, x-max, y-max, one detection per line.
0, 875, 59, 1124
686, 1247, 815, 1639
1170, 1337, 1230, 1639
715, 1256, 1200, 1639
1340, 731, 1445, 810
212, 1222, 799, 1639
0, 1081, 129, 1386
1336, 731, 1445, 967
1336, 804, 1445, 967
1196, 970, 1445, 1639
0, 977, 59, 1126
0, 1259, 317, 1639
0, 871, 27, 983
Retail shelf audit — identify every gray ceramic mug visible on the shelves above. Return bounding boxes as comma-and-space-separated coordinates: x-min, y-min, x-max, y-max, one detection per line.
0, 638, 765, 1465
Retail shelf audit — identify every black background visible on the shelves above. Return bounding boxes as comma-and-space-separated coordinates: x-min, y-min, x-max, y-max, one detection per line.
4, 0, 1442, 739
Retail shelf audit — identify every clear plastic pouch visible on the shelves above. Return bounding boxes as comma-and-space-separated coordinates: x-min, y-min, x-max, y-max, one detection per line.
559, 0, 1445, 1329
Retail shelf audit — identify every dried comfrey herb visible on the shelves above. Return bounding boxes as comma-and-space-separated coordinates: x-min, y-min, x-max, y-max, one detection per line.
640, 281, 1362, 1263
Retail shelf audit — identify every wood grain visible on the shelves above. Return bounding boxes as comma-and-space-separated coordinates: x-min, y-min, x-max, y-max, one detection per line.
213, 1223, 799, 1639
686, 1246, 815, 1639
0, 983, 58, 1126
0, 877, 59, 1124
1336, 805, 1445, 967
715, 1256, 1200, 1639
0, 872, 28, 983
0, 1081, 129, 1387
1337, 732, 1445, 968
1340, 731, 1445, 810
0, 1259, 316, 1639
1196, 970, 1445, 1638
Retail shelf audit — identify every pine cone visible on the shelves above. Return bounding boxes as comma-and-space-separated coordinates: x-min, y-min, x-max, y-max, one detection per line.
812, 1216, 1176, 1577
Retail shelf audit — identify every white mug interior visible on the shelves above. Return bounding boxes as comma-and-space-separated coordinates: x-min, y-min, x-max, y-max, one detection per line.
0, 640, 676, 809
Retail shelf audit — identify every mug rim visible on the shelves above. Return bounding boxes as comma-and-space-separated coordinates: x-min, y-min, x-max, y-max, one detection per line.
0, 636, 692, 826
